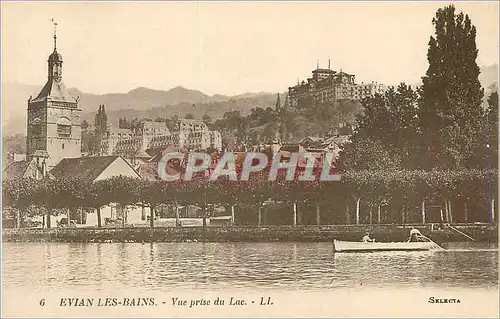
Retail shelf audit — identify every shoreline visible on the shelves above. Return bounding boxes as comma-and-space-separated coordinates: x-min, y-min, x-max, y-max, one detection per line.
2, 224, 497, 243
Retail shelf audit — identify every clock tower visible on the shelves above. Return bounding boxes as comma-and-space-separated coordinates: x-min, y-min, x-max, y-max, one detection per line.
26, 22, 82, 170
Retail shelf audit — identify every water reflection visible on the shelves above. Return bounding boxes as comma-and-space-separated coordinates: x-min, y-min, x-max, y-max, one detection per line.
2, 242, 497, 292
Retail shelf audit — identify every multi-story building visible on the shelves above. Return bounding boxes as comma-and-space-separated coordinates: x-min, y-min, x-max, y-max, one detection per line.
101, 121, 171, 158
173, 119, 222, 151
100, 119, 222, 163
288, 65, 386, 108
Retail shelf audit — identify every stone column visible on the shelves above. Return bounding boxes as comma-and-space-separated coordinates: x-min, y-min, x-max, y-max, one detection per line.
293, 202, 297, 226
421, 200, 426, 224
175, 204, 180, 226
355, 198, 360, 225
16, 209, 21, 229
258, 206, 262, 226
464, 200, 468, 225
316, 205, 320, 226
491, 199, 495, 224
231, 205, 235, 226
297, 203, 302, 225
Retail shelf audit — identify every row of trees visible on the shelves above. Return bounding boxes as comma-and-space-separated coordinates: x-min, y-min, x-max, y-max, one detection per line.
3, 168, 497, 228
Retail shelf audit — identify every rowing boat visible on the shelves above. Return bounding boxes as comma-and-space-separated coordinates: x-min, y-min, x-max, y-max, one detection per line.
333, 239, 437, 252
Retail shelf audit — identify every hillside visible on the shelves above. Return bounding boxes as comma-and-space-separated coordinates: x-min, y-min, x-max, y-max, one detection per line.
2, 64, 497, 138
89, 94, 280, 128
2, 82, 276, 136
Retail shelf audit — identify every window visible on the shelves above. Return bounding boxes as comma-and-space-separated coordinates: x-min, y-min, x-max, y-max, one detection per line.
31, 117, 42, 136
57, 117, 72, 137
32, 124, 42, 136
57, 124, 71, 137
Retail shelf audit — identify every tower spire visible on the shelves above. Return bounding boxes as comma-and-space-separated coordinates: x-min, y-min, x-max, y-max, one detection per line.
328, 57, 331, 69
316, 59, 319, 69
51, 18, 58, 51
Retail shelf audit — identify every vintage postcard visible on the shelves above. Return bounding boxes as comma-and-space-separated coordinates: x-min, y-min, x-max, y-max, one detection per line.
1, 1, 499, 318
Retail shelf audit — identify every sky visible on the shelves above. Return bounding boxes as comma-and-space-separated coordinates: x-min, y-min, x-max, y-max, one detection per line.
1, 1, 499, 96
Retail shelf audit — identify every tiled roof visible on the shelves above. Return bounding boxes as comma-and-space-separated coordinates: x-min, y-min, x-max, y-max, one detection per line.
31, 79, 77, 103
179, 119, 204, 124
137, 162, 161, 181
50, 156, 119, 181
3, 161, 31, 180
313, 68, 335, 73
137, 157, 182, 181
279, 144, 305, 153
110, 128, 134, 134
3, 159, 45, 180
32, 150, 50, 158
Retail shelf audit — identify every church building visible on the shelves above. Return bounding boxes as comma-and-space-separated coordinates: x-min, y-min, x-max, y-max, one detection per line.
26, 26, 82, 170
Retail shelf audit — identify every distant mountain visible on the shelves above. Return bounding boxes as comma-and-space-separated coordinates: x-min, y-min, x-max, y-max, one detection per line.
66, 85, 232, 113
2, 82, 41, 137
94, 93, 280, 129
1, 82, 277, 136
479, 64, 498, 106
479, 64, 498, 90
4, 64, 496, 137
231, 92, 274, 99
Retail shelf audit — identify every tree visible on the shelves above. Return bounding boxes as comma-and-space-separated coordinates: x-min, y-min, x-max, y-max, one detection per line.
275, 93, 281, 112
385, 84, 420, 168
94, 105, 108, 135
185, 113, 195, 120
137, 180, 164, 228
486, 91, 499, 168
202, 114, 212, 124
419, 5, 484, 169
2, 178, 38, 228
85, 180, 113, 228
355, 93, 392, 141
104, 176, 141, 226
337, 136, 401, 172
81, 120, 89, 131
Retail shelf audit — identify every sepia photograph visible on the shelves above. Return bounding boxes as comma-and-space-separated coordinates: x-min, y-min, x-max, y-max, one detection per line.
1, 1, 499, 318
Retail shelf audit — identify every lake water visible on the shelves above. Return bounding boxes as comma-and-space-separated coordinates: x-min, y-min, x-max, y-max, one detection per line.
2, 242, 498, 292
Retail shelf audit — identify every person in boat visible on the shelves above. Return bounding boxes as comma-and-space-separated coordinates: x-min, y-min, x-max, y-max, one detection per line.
408, 227, 424, 242
362, 232, 374, 242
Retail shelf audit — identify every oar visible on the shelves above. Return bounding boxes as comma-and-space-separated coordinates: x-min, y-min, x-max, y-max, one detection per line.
421, 235, 445, 251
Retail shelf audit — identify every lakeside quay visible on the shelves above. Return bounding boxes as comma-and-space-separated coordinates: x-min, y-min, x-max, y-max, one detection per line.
2, 224, 497, 243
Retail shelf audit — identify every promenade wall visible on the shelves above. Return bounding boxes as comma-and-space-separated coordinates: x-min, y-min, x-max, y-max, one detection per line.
2, 224, 497, 243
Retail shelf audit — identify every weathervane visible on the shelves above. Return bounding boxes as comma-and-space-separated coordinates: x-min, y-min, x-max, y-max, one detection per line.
51, 18, 58, 50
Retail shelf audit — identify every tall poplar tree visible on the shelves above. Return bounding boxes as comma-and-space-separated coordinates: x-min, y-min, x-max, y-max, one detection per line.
420, 5, 484, 169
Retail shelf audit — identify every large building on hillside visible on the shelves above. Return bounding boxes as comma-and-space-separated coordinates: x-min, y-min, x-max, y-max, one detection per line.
100, 118, 223, 164
288, 63, 386, 108
26, 29, 82, 170
100, 120, 172, 159
174, 119, 222, 151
